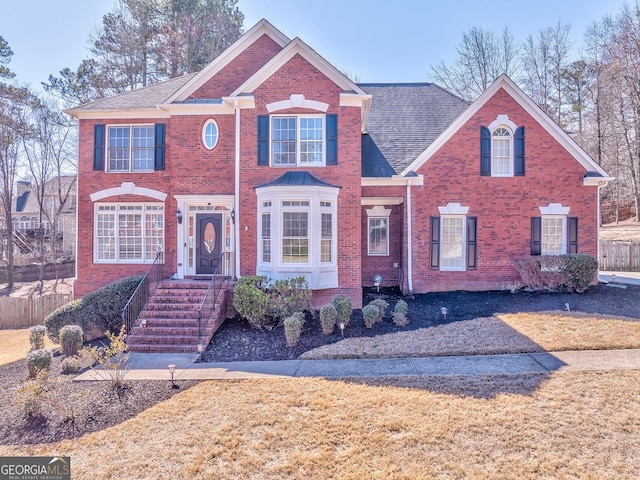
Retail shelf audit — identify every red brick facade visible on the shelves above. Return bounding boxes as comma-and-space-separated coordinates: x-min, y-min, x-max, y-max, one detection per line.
71, 21, 605, 307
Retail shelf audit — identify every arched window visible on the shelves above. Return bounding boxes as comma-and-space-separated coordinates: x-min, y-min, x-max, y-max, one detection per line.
491, 127, 512, 176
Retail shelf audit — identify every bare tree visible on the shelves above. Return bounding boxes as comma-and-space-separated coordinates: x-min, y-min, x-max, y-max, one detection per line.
431, 26, 520, 101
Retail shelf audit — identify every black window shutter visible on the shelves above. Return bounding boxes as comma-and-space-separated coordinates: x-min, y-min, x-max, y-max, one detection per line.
514, 126, 525, 176
326, 114, 338, 165
430, 216, 440, 269
568, 217, 578, 253
154, 123, 166, 170
93, 124, 105, 171
480, 126, 491, 176
531, 217, 542, 255
467, 216, 477, 269
257, 115, 269, 166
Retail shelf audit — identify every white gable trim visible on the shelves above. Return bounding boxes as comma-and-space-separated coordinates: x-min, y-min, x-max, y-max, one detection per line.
266, 94, 329, 113
401, 74, 610, 179
230, 38, 368, 97
539, 203, 570, 215
166, 19, 290, 103
90, 182, 167, 202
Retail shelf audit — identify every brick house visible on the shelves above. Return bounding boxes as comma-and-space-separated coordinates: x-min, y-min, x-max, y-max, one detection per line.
66, 19, 611, 309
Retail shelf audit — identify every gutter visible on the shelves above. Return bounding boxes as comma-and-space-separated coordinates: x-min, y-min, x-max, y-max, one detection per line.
406, 178, 413, 293
234, 101, 241, 279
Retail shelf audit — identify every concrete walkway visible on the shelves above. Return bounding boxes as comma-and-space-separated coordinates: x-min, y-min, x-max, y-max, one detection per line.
599, 271, 640, 286
74, 348, 640, 382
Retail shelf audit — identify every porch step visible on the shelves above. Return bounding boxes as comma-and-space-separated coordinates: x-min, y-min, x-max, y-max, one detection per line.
126, 279, 235, 353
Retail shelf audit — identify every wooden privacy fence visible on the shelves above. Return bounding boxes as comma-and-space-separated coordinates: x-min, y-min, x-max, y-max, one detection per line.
0, 294, 72, 329
599, 240, 640, 272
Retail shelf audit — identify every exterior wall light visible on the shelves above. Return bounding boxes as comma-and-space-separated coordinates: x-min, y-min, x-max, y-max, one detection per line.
176, 209, 183, 224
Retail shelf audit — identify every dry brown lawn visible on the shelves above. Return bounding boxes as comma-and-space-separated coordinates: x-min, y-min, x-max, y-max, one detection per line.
301, 311, 640, 359
600, 218, 640, 241
0, 371, 638, 479
0, 328, 58, 365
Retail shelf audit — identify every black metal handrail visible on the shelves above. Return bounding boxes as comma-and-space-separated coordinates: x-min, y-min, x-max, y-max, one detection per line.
197, 252, 232, 344
121, 251, 164, 334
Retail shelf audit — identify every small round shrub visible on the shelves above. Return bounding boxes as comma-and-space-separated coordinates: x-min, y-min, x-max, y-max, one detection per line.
28, 325, 47, 350
60, 325, 84, 357
369, 298, 389, 322
319, 304, 337, 335
27, 348, 53, 378
233, 280, 269, 329
332, 294, 353, 326
392, 300, 409, 327
563, 254, 598, 293
284, 313, 304, 347
61, 355, 83, 374
362, 304, 380, 328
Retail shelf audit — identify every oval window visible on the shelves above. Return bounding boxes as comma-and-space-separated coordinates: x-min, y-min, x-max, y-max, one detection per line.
202, 119, 219, 150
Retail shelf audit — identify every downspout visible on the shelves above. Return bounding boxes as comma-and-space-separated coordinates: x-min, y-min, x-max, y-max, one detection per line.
406, 179, 413, 293
234, 101, 241, 279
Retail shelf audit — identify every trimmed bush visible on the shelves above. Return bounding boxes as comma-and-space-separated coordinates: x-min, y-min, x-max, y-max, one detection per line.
369, 298, 389, 322
28, 325, 46, 351
563, 254, 598, 293
515, 254, 598, 292
233, 278, 269, 329
61, 355, 83, 374
362, 304, 380, 328
284, 312, 304, 347
27, 348, 53, 378
45, 275, 143, 342
392, 300, 409, 327
60, 325, 84, 357
319, 304, 337, 335
266, 277, 313, 323
332, 294, 353, 327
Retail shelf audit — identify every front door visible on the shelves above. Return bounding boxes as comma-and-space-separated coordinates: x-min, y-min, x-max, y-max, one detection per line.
196, 214, 222, 275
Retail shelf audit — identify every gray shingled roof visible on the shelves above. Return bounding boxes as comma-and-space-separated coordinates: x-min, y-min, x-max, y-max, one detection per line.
69, 74, 197, 111
359, 83, 469, 177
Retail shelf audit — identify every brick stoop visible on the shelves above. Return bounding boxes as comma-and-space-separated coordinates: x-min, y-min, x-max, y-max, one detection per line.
126, 279, 235, 353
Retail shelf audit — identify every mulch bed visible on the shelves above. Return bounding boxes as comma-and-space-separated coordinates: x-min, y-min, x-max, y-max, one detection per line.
202, 283, 640, 362
1, 282, 638, 446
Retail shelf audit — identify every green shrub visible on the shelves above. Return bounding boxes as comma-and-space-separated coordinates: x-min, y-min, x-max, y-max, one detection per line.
233, 279, 269, 329
27, 348, 53, 378
45, 275, 143, 342
319, 304, 337, 335
60, 355, 83, 374
332, 294, 353, 326
14, 370, 48, 417
515, 254, 598, 292
392, 300, 409, 327
60, 325, 84, 357
266, 277, 313, 323
284, 312, 304, 347
369, 298, 389, 322
362, 304, 380, 328
28, 325, 46, 350
563, 254, 598, 293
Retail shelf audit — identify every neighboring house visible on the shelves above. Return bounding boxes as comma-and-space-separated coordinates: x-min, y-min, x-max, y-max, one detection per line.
12, 176, 77, 255
65, 20, 611, 307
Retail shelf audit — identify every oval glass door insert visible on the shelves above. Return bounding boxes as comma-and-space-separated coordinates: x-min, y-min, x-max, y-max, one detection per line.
203, 222, 216, 254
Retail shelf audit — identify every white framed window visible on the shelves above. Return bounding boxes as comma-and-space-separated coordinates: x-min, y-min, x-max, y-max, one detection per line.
366, 206, 391, 256
440, 216, 465, 270
491, 127, 512, 176
256, 186, 338, 289
542, 216, 566, 255
94, 203, 164, 263
107, 125, 154, 172
271, 115, 325, 167
202, 119, 219, 150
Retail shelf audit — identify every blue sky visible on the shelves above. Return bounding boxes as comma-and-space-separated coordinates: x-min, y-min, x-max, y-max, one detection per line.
0, 0, 629, 91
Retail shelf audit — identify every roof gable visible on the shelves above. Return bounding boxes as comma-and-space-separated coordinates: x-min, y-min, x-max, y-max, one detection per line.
402, 74, 610, 178
168, 19, 290, 103
230, 37, 367, 97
